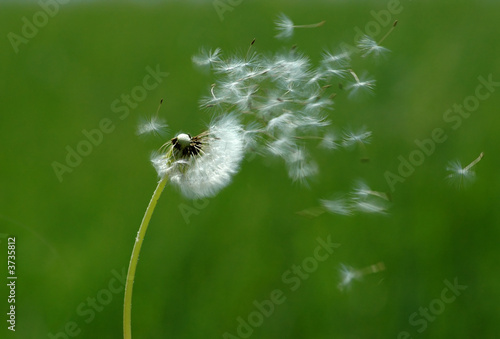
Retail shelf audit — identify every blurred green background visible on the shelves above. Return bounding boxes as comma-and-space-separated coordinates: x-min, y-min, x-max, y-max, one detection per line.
1, 0, 500, 338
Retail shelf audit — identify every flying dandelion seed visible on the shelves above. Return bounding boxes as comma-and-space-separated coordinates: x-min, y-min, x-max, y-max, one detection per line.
358, 20, 398, 59
274, 13, 325, 40
192, 47, 222, 67
337, 262, 386, 292
346, 70, 376, 98
137, 115, 168, 137
137, 99, 168, 137
446, 152, 484, 189
357, 35, 390, 59
320, 196, 353, 216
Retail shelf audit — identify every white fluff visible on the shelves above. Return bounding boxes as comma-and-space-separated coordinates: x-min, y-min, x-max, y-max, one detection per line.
167, 115, 245, 199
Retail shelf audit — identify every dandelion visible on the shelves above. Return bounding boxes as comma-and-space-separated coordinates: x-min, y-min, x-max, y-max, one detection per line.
124, 114, 244, 339
275, 13, 325, 40
446, 152, 484, 189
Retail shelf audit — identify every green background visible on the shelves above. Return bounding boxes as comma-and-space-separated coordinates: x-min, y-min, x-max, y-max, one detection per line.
1, 0, 500, 338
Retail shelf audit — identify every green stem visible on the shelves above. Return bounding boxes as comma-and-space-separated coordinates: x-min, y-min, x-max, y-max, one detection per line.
123, 175, 168, 339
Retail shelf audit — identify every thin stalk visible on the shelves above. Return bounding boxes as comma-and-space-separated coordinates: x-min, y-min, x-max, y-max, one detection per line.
123, 175, 168, 339
463, 152, 484, 172
294, 20, 325, 29
377, 20, 398, 45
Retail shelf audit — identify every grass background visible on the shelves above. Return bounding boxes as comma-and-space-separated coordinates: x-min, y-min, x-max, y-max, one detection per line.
1, 0, 500, 338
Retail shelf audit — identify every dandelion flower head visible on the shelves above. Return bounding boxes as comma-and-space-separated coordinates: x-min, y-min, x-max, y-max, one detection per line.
151, 115, 245, 199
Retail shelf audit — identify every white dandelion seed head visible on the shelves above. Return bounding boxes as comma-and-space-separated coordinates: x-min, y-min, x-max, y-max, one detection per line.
168, 115, 245, 199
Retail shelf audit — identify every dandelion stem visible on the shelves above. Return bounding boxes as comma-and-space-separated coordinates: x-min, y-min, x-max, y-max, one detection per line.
123, 175, 168, 339
294, 20, 325, 29
377, 20, 398, 46
464, 152, 484, 172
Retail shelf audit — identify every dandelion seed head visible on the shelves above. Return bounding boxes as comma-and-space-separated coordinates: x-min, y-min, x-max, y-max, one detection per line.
152, 115, 245, 199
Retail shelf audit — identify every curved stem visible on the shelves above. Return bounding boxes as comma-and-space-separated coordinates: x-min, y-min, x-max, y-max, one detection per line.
123, 175, 168, 339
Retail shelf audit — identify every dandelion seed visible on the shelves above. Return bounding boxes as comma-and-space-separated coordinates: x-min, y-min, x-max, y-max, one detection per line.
286, 147, 319, 184
275, 13, 325, 40
346, 70, 376, 98
341, 127, 372, 148
137, 99, 168, 137
350, 180, 389, 214
320, 50, 350, 79
152, 115, 245, 199
352, 199, 388, 214
192, 48, 222, 67
337, 264, 362, 291
337, 262, 386, 292
358, 35, 390, 59
318, 131, 339, 150
320, 196, 352, 216
137, 115, 168, 137
351, 180, 390, 201
446, 152, 484, 189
